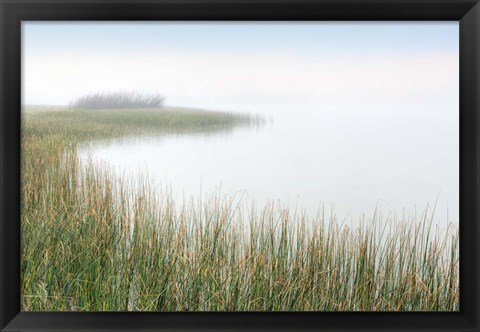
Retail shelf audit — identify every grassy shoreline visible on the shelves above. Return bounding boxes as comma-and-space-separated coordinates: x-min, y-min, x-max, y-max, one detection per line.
21, 107, 459, 311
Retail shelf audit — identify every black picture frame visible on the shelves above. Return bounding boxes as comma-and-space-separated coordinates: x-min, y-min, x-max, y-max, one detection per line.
1, 0, 479, 331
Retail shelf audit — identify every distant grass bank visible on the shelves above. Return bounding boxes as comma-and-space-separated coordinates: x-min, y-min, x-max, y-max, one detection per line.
23, 106, 254, 141
21, 107, 459, 311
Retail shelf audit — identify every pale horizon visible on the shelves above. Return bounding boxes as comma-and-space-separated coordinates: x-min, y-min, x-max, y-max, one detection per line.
23, 22, 458, 112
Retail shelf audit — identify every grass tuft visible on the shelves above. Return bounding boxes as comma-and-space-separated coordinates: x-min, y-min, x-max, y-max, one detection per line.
69, 91, 165, 110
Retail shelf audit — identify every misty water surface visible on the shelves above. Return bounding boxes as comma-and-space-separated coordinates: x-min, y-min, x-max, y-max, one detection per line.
78, 101, 458, 228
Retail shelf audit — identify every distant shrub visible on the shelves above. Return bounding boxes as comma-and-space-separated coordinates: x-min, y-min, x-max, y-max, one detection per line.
69, 91, 165, 109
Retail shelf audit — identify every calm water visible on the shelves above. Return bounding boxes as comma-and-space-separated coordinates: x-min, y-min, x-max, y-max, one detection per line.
78, 102, 459, 227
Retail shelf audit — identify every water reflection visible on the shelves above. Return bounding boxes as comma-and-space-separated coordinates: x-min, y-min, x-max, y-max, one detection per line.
78, 102, 458, 228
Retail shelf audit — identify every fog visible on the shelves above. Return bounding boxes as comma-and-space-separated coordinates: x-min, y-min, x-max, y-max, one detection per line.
24, 22, 459, 225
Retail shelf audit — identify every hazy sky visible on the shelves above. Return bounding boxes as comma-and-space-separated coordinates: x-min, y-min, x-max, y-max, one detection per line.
23, 22, 458, 109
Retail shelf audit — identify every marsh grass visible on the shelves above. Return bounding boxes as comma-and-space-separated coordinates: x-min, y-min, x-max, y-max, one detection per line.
21, 107, 459, 311
69, 91, 165, 109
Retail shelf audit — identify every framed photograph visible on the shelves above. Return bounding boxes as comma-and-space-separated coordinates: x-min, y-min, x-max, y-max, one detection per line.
1, 0, 479, 331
